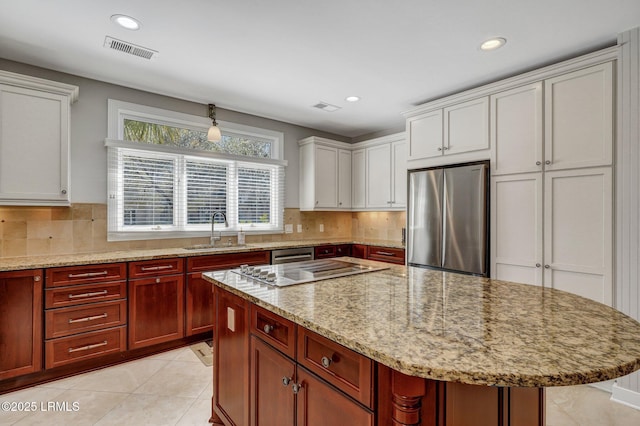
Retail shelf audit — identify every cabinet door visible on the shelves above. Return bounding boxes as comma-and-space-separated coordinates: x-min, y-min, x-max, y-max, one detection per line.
491, 174, 543, 286
186, 273, 214, 336
365, 144, 391, 209
444, 97, 489, 155
0, 270, 42, 380
491, 83, 543, 175
544, 167, 612, 305
214, 288, 250, 426
0, 84, 70, 205
296, 367, 373, 426
315, 145, 338, 208
250, 336, 295, 426
544, 62, 613, 171
338, 149, 352, 209
351, 149, 365, 209
128, 275, 185, 349
407, 109, 443, 160
391, 140, 407, 208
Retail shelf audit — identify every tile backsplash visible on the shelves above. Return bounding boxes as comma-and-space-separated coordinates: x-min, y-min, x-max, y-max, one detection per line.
0, 204, 405, 257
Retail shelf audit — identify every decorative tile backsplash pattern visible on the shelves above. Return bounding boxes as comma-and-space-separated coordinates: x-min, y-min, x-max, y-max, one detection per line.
0, 204, 405, 257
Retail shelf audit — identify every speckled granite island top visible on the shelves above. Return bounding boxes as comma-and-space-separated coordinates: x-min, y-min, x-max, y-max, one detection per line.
203, 258, 640, 388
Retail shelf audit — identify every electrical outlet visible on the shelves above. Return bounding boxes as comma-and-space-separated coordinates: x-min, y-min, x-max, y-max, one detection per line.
297, 224, 302, 233
319, 224, 324, 232
285, 224, 293, 234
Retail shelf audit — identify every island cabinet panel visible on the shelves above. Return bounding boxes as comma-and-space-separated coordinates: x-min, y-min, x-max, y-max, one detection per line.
0, 269, 43, 380
296, 366, 373, 426
44, 263, 127, 369
186, 251, 269, 336
214, 287, 250, 426
250, 336, 296, 426
128, 258, 185, 349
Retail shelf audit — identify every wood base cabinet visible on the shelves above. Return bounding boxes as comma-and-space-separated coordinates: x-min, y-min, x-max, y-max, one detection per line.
128, 258, 185, 349
0, 269, 42, 380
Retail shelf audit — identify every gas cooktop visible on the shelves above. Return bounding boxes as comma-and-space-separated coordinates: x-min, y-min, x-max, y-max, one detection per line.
230, 259, 388, 287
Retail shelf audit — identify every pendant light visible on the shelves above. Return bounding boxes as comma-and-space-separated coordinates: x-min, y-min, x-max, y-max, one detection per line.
207, 104, 221, 142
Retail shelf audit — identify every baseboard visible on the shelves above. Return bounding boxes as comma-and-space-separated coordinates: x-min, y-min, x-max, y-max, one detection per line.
611, 382, 640, 410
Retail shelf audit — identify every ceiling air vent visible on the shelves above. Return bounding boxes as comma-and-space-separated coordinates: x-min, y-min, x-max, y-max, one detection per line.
312, 101, 341, 112
104, 36, 158, 60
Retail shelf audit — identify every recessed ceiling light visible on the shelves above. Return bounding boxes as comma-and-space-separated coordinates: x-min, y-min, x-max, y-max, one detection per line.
480, 37, 506, 51
111, 14, 142, 31
345, 96, 360, 102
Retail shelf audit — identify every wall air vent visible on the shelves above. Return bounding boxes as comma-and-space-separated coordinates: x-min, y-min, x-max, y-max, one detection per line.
104, 36, 158, 60
312, 101, 341, 112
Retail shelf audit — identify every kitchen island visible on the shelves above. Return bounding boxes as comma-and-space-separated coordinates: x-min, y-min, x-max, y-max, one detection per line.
203, 258, 640, 426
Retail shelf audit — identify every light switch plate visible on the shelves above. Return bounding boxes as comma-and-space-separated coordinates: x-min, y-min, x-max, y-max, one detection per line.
319, 224, 324, 232
285, 224, 293, 233
297, 224, 302, 233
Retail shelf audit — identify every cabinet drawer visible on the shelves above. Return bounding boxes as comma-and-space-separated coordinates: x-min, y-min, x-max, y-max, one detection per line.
366, 246, 405, 265
45, 281, 126, 308
297, 328, 373, 408
45, 300, 127, 339
129, 258, 184, 278
187, 251, 270, 272
251, 305, 296, 359
45, 326, 126, 369
46, 263, 126, 288
334, 244, 351, 257
315, 245, 336, 259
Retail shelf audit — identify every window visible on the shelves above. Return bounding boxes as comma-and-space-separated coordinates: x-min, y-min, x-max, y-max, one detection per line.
106, 100, 286, 241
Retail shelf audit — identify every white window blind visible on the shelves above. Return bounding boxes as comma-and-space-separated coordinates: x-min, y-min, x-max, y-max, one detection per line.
107, 141, 285, 240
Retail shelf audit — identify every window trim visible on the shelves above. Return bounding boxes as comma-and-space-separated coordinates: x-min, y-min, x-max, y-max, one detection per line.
105, 100, 287, 241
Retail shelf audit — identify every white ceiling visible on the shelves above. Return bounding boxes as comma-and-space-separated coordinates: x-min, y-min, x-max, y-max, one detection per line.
0, 0, 638, 138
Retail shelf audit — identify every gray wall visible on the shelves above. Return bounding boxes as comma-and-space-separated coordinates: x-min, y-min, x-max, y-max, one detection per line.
0, 58, 349, 208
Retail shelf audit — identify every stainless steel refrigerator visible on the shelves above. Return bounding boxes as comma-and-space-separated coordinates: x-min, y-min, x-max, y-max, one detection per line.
407, 161, 489, 276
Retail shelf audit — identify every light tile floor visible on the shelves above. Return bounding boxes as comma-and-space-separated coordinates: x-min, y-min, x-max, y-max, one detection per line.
2, 346, 640, 425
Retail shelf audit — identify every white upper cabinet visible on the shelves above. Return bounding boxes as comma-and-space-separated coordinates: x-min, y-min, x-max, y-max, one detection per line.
0, 71, 78, 206
338, 149, 352, 209
363, 137, 407, 210
544, 62, 613, 171
490, 83, 543, 175
298, 137, 352, 211
405, 97, 489, 163
351, 149, 365, 209
407, 109, 442, 160
443, 97, 489, 155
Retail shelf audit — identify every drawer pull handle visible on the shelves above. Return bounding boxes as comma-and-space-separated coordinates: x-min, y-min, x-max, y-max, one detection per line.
68, 290, 108, 299
374, 251, 395, 257
282, 377, 291, 386
292, 383, 303, 394
140, 265, 174, 271
321, 356, 332, 368
68, 313, 108, 324
68, 271, 108, 279
263, 324, 274, 334
68, 340, 108, 353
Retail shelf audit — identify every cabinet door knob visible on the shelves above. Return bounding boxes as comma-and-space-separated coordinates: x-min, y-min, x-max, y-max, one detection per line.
437, 147, 442, 151
282, 377, 291, 386
544, 264, 550, 269
292, 383, 303, 394
61, 189, 67, 194
535, 161, 542, 166
263, 324, 274, 334
535, 263, 541, 268
443, 146, 449, 151
545, 160, 551, 165
321, 356, 332, 368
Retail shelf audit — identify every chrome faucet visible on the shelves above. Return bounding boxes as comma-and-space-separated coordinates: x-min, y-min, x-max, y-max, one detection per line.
210, 211, 228, 246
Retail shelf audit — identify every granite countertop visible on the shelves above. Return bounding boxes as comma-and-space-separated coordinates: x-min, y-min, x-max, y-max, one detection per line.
203, 258, 640, 388
0, 239, 404, 271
